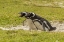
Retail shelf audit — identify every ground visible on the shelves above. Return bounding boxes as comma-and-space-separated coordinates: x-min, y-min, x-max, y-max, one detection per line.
0, 0, 64, 42
0, 21, 64, 32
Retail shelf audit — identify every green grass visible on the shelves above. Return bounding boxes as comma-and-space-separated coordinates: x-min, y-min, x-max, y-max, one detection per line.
0, 0, 64, 26
0, 30, 64, 42
0, 0, 64, 42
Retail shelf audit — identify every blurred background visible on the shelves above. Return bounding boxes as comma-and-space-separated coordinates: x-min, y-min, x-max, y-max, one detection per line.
0, 0, 64, 27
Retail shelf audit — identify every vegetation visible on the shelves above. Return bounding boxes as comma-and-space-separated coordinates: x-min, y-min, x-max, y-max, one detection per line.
0, 0, 64, 42
0, 30, 64, 42
0, 0, 64, 26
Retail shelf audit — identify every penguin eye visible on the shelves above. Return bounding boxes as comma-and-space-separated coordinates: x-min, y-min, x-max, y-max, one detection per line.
30, 13, 33, 16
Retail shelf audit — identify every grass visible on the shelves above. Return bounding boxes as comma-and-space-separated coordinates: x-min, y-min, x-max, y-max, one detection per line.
0, 0, 64, 42
0, 30, 64, 42
0, 0, 64, 26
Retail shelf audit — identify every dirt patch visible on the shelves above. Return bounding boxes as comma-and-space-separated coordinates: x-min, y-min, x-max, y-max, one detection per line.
0, 25, 29, 30
0, 22, 64, 32
51, 21, 64, 32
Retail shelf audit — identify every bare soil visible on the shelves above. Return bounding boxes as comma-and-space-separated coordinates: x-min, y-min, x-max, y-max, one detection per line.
0, 21, 64, 32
